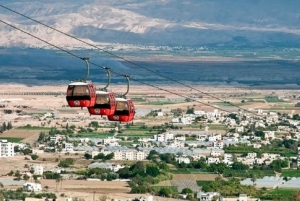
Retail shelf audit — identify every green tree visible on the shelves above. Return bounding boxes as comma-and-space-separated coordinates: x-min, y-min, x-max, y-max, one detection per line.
7, 122, 12, 130
23, 174, 30, 182
84, 153, 92, 160
31, 154, 39, 160
2, 122, 6, 131
159, 187, 172, 197
181, 188, 193, 194
38, 132, 46, 143
146, 164, 159, 177
104, 153, 114, 160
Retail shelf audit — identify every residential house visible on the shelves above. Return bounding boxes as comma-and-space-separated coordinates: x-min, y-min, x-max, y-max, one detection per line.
223, 154, 233, 165
23, 182, 42, 192
207, 157, 220, 164
31, 165, 43, 175
0, 139, 14, 157
88, 162, 124, 172
264, 131, 275, 140
62, 142, 74, 152
176, 156, 191, 164
197, 191, 221, 201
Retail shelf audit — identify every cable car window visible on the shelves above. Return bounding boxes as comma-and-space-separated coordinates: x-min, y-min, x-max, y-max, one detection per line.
73, 85, 89, 96
96, 94, 109, 104
116, 101, 128, 111
67, 85, 75, 96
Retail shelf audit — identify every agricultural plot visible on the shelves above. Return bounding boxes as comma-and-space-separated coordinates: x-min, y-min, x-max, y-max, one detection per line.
281, 170, 300, 177
223, 169, 275, 178
208, 124, 227, 130
76, 132, 114, 138
265, 96, 285, 103
173, 174, 217, 181
16, 126, 52, 130
0, 137, 23, 142
259, 189, 296, 200
0, 129, 41, 144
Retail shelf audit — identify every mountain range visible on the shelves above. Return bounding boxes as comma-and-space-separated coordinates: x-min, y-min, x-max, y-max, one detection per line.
1, 0, 300, 49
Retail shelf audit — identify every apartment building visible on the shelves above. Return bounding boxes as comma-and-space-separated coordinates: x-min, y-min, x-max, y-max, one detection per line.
0, 139, 14, 157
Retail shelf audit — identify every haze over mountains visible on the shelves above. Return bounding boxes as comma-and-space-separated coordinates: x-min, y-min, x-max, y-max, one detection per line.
1, 0, 300, 87
1, 0, 300, 48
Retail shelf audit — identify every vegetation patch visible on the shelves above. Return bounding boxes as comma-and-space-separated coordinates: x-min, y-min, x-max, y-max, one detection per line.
281, 170, 300, 177
265, 96, 285, 103
17, 125, 52, 130
0, 137, 23, 142
259, 189, 296, 200
208, 124, 228, 130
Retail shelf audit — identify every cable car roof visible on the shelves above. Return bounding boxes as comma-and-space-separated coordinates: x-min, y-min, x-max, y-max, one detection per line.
96, 91, 110, 95
68, 82, 91, 86
116, 98, 127, 101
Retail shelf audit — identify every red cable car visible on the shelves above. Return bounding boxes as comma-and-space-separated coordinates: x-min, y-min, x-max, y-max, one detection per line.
107, 98, 135, 122
88, 67, 117, 116
88, 91, 117, 115
66, 58, 96, 107
107, 75, 135, 122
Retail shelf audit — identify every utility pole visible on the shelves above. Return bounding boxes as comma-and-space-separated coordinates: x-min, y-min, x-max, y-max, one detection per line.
93, 191, 95, 201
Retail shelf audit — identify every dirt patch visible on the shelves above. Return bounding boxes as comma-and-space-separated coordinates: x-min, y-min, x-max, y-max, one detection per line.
41, 179, 131, 194
0, 129, 40, 144
173, 174, 217, 181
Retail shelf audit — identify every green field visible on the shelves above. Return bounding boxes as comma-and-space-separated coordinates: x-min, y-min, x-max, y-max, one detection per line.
281, 170, 300, 177
244, 98, 265, 103
223, 169, 275, 178
265, 96, 285, 103
75, 132, 114, 138
0, 137, 24, 142
208, 124, 228, 130
259, 189, 296, 200
119, 141, 134, 147
16, 126, 52, 130
215, 102, 246, 107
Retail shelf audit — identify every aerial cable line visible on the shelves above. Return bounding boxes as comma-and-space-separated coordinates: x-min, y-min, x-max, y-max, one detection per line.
0, 19, 246, 115
0, 4, 260, 116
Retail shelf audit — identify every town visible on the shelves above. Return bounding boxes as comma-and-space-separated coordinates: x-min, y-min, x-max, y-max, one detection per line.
0, 85, 300, 201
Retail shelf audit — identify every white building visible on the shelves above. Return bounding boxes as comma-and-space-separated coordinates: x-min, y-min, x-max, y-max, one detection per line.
103, 137, 121, 145
208, 134, 222, 142
213, 140, 224, 149
0, 139, 14, 157
113, 150, 148, 160
176, 156, 191, 164
154, 132, 174, 142
23, 182, 42, 192
88, 162, 124, 172
197, 191, 220, 201
211, 150, 223, 157
207, 157, 220, 164
31, 165, 43, 175
223, 154, 233, 165
50, 134, 65, 143
62, 142, 74, 152
264, 131, 275, 140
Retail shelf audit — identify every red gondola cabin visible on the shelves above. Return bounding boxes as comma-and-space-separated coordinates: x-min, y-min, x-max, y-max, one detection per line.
66, 82, 96, 107
88, 91, 117, 116
107, 98, 135, 122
